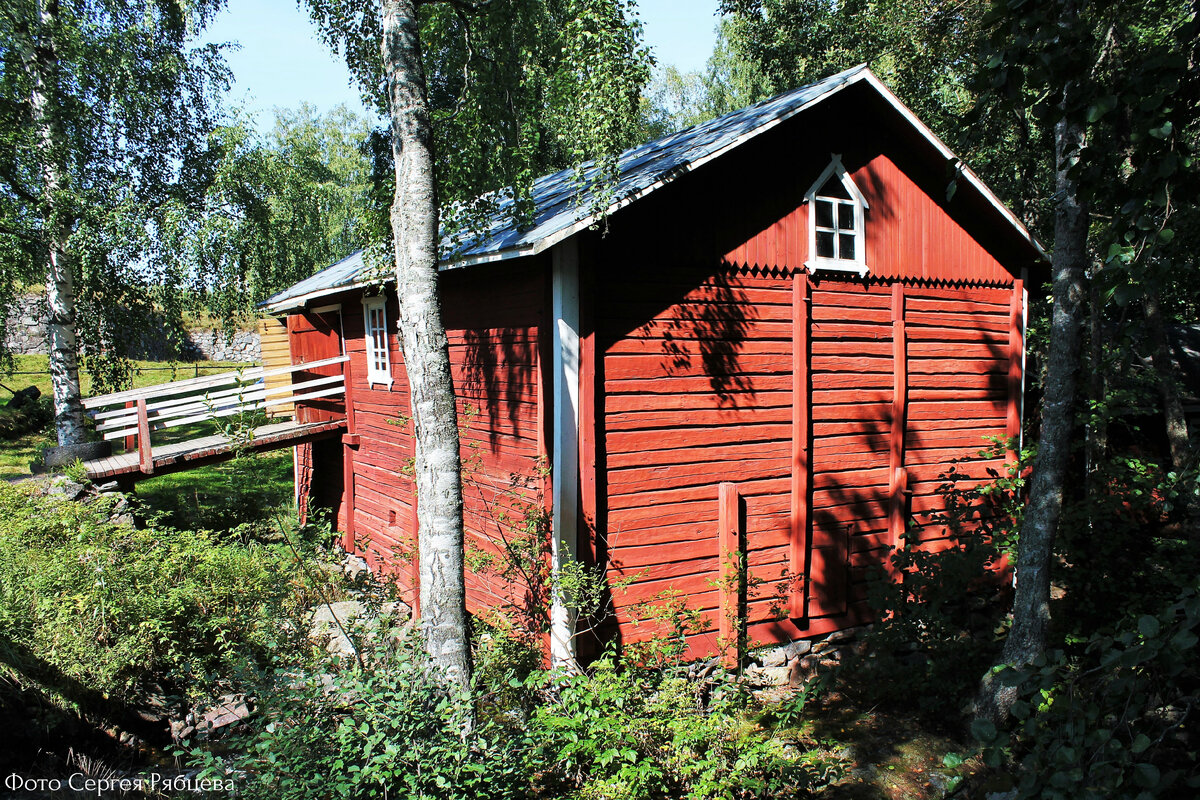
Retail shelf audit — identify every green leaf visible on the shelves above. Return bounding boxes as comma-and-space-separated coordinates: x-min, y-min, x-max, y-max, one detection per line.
943, 752, 965, 769
1138, 615, 1160, 638
1149, 120, 1174, 139
971, 718, 998, 744
1171, 629, 1197, 650
1159, 228, 1175, 244
1131, 733, 1152, 754
1134, 763, 1161, 788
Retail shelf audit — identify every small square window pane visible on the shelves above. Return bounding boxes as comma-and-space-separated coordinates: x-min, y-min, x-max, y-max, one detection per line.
816, 231, 835, 258
838, 202, 855, 230
815, 200, 834, 228
839, 234, 856, 260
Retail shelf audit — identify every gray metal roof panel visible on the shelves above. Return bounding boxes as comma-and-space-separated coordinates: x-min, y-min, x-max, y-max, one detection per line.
262, 65, 874, 311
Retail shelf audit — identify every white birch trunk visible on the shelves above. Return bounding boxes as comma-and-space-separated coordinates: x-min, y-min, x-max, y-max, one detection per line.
381, 0, 471, 687
25, 0, 86, 446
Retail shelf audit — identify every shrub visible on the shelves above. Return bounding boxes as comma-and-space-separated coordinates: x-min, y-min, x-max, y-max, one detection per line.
190, 633, 529, 800
526, 654, 844, 800
843, 442, 1025, 719
0, 482, 339, 705
980, 583, 1200, 798
0, 396, 52, 439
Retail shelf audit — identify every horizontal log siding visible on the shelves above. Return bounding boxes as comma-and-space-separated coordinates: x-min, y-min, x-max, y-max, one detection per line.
343, 260, 546, 621
902, 283, 1012, 540
600, 265, 794, 653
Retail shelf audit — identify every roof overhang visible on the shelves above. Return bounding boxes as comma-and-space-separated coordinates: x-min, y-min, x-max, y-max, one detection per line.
264, 65, 1045, 315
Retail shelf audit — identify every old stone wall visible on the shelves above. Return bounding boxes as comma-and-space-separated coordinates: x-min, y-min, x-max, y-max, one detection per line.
4, 295, 48, 355
4, 295, 261, 363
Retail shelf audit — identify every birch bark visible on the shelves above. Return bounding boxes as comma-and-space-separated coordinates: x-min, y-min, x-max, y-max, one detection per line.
381, 0, 471, 687
23, 0, 86, 446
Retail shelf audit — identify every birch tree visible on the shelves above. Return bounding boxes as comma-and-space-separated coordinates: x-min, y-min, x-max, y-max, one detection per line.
302, 0, 650, 685
0, 0, 229, 441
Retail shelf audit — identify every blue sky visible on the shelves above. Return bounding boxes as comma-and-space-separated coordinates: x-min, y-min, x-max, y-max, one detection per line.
203, 0, 721, 130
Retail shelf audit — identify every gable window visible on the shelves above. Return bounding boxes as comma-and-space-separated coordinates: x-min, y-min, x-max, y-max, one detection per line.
363, 296, 392, 387
805, 154, 869, 277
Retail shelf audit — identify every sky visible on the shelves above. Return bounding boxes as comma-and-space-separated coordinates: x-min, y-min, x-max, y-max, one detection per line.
202, 0, 721, 131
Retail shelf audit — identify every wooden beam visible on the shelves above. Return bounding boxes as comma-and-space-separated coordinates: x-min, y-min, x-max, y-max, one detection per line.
790, 271, 811, 619
136, 397, 153, 475
1006, 277, 1025, 453
341, 345, 357, 553
409, 495, 420, 618
888, 282, 908, 558
718, 481, 741, 668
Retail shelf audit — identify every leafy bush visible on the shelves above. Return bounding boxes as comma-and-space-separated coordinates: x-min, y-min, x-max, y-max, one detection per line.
1055, 456, 1200, 636
190, 633, 529, 800
845, 443, 1025, 719
527, 655, 844, 800
980, 584, 1200, 798
0, 396, 52, 439
0, 482, 339, 704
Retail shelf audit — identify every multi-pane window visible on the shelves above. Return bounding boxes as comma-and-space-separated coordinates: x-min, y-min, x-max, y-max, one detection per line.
363, 297, 391, 386
813, 178, 858, 261
806, 156, 868, 276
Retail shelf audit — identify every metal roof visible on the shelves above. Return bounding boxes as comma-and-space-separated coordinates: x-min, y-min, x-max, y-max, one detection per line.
263, 64, 1042, 312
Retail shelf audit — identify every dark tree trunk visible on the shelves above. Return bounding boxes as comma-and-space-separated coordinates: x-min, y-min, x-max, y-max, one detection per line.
1143, 290, 1191, 473
1142, 289, 1197, 535
977, 94, 1089, 725
381, 0, 471, 687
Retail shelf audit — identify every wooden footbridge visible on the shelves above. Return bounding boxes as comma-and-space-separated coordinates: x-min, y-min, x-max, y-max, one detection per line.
80, 356, 348, 484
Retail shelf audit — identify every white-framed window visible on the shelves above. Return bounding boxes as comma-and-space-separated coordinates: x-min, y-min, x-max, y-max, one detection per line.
805, 154, 869, 277
362, 296, 392, 387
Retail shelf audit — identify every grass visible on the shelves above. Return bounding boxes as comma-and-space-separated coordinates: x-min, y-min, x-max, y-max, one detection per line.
137, 448, 294, 532
0, 354, 262, 480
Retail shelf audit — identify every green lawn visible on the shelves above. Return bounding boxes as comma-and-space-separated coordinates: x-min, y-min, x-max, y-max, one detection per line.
137, 447, 295, 533
0, 354, 262, 479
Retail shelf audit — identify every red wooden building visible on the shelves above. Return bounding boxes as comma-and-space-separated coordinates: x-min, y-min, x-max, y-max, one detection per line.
263, 66, 1043, 663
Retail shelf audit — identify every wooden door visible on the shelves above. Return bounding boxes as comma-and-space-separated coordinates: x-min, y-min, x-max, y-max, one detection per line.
289, 308, 344, 424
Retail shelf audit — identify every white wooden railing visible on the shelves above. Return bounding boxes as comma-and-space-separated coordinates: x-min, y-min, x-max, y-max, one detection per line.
81, 355, 348, 472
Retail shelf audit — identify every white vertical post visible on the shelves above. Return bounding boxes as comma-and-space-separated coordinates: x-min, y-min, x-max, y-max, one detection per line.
551, 238, 581, 667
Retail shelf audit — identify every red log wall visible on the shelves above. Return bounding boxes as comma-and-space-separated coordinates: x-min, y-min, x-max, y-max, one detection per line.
332, 259, 547, 621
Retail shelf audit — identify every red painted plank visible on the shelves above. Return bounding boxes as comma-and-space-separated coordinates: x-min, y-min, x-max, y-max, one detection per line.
1007, 278, 1024, 449
888, 283, 908, 564
136, 398, 153, 474
718, 482, 740, 667
791, 272, 809, 620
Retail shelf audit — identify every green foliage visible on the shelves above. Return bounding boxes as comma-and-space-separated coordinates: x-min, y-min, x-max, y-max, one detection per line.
1055, 454, 1200, 641
190, 634, 529, 800
0, 0, 230, 377
0, 482, 337, 704
527, 654, 844, 799
848, 441, 1027, 719
157, 105, 382, 324
303, 0, 653, 251
982, 584, 1200, 798
0, 396, 52, 440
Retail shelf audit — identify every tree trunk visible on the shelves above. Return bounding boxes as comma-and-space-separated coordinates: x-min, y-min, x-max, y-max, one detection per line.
977, 95, 1089, 725
1143, 290, 1191, 473
26, 0, 86, 446
380, 0, 471, 688
1085, 279, 1108, 498
1142, 288, 1197, 535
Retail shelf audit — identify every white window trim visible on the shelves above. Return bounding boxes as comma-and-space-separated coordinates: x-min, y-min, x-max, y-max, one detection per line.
362, 296, 393, 388
804, 154, 870, 278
